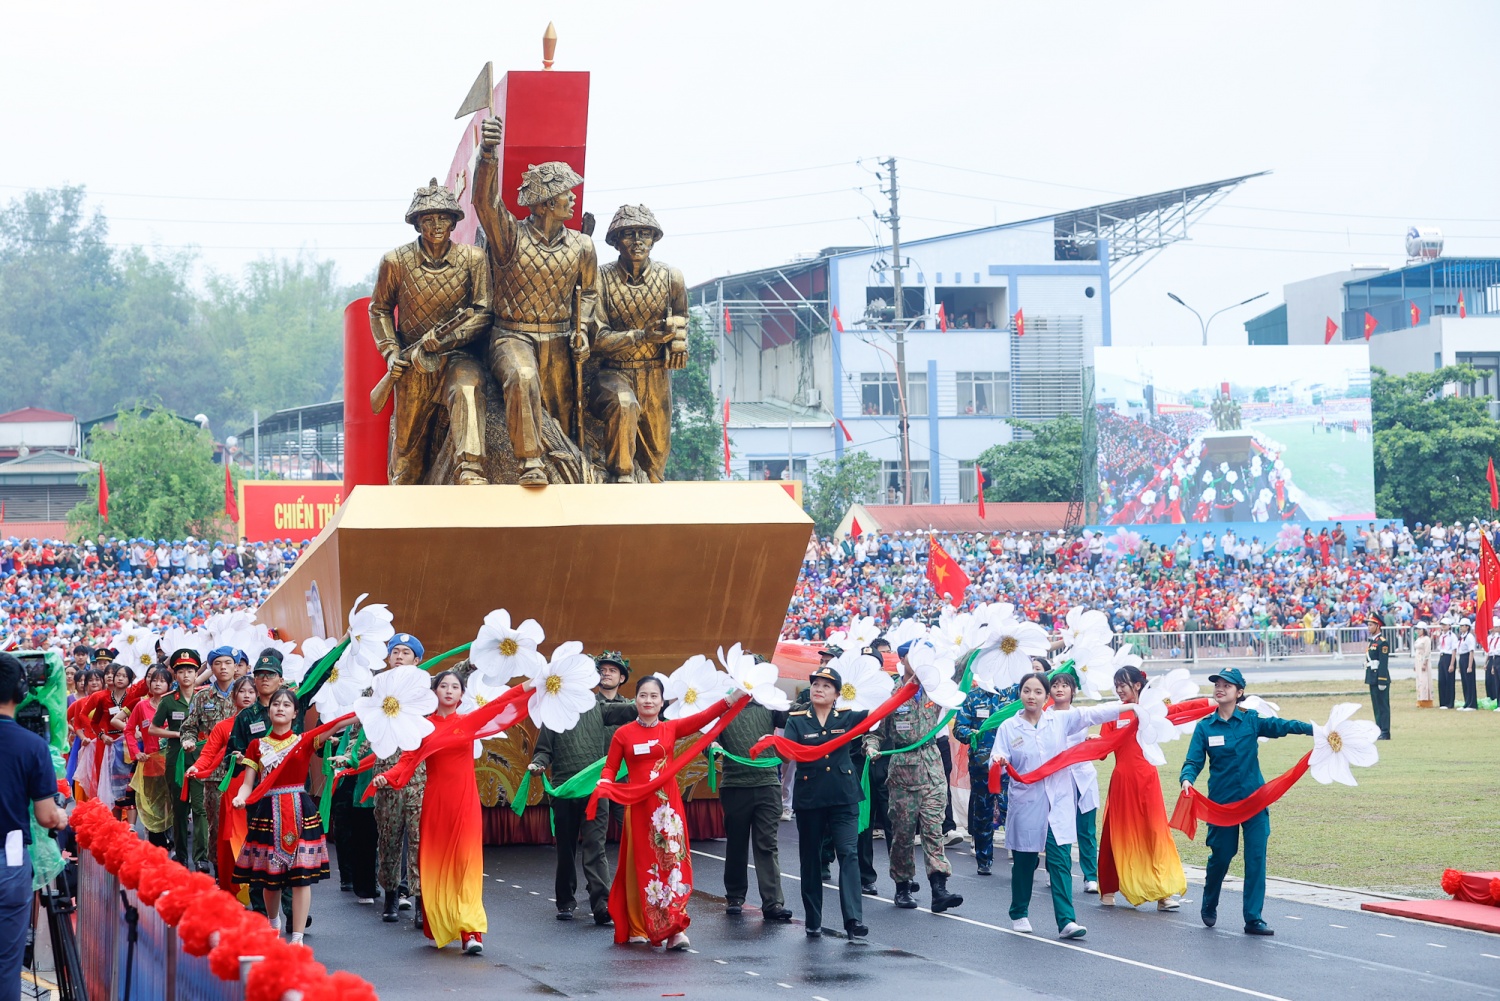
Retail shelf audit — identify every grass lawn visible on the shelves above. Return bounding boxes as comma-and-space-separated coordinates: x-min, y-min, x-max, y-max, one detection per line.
1247, 417, 1375, 517
1091, 680, 1499, 897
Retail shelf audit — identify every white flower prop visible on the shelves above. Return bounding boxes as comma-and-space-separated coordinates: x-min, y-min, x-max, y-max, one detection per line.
470, 608, 545, 684
881, 617, 928, 651
1242, 695, 1281, 743
933, 609, 993, 663
110, 622, 161, 677
1310, 703, 1380, 786
528, 641, 601, 733
285, 635, 339, 688
1064, 644, 1117, 700
162, 625, 212, 661
665, 655, 733, 728
354, 665, 438, 759
826, 615, 881, 651
831, 650, 893, 712
971, 602, 1016, 630
971, 615, 1050, 693
346, 594, 396, 669
1059, 606, 1112, 652
1132, 668, 1199, 762
311, 647, 373, 719
728, 656, 791, 711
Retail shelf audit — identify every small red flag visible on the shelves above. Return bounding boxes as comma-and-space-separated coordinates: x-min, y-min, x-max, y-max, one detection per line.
1363, 311, 1377, 340
1409, 301, 1420, 326
97, 464, 109, 523
722, 398, 731, 478
831, 305, 844, 333
937, 303, 948, 332
850, 515, 863, 538
723, 307, 733, 334
1324, 317, 1338, 344
976, 468, 987, 519
1479, 536, 1500, 650
1488, 456, 1499, 510
1459, 291, 1467, 318
225, 463, 239, 523
1014, 309, 1025, 338
926, 536, 970, 607
836, 419, 853, 443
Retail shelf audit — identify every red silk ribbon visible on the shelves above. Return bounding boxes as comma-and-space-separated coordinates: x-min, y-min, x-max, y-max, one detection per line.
586, 698, 750, 820
1169, 750, 1312, 840
748, 680, 921, 763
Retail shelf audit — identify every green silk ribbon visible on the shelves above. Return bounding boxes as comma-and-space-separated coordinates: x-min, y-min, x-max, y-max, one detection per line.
965, 662, 1075, 752
705, 745, 781, 793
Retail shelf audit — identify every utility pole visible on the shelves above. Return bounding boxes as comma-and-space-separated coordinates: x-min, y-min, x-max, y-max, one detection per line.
881, 156, 913, 504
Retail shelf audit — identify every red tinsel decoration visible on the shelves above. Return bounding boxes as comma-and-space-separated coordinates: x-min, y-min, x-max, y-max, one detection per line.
207, 924, 283, 982
1441, 868, 1464, 897
305, 971, 381, 1001
136, 860, 177, 906
116, 849, 147, 890
155, 870, 217, 926
179, 890, 255, 957
244, 941, 326, 1001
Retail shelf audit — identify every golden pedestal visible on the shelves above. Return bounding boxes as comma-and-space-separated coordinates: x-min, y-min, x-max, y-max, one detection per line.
255, 482, 812, 679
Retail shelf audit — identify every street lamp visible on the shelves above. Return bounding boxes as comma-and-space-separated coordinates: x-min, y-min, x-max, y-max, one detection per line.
1168, 291, 1269, 346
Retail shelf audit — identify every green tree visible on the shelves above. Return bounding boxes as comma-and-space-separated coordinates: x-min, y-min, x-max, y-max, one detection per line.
1253, 387, 1270, 403
1370, 365, 1500, 525
69, 407, 232, 540
976, 414, 1083, 503
804, 450, 881, 535
663, 313, 724, 481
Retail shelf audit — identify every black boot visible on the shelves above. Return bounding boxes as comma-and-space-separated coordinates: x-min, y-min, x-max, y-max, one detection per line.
929, 873, 963, 914
382, 889, 399, 923
413, 894, 423, 931
893, 880, 917, 909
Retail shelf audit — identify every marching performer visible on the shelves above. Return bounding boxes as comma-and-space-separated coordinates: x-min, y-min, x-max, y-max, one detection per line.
1047, 666, 1102, 893
376, 634, 426, 923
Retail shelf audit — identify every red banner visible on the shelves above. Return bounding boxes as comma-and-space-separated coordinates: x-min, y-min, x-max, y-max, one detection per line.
239, 481, 344, 542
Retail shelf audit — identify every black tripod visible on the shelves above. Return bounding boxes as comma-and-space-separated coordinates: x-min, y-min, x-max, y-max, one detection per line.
26, 872, 88, 1001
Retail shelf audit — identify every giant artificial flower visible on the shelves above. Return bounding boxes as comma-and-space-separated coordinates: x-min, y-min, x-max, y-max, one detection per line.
932, 608, 993, 663
354, 665, 437, 759
469, 608, 545, 684
1310, 703, 1380, 786
111, 622, 161, 677
1242, 694, 1281, 743
971, 615, 1050, 693
311, 647, 373, 720
528, 641, 600, 733
1059, 606, 1112, 652
726, 651, 791, 711
161, 625, 211, 661
284, 635, 339, 688
831, 650, 893, 712
902, 638, 965, 708
346, 594, 395, 669
665, 655, 733, 727
881, 617, 928, 652
1131, 668, 1199, 763
1064, 644, 1116, 700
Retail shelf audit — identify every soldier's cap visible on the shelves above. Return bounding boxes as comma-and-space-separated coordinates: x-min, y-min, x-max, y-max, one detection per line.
252, 651, 284, 677
518, 161, 584, 208
404, 178, 465, 225
1207, 667, 1247, 690
387, 633, 425, 662
818, 645, 842, 661
809, 666, 842, 690
92, 648, 117, 665
595, 650, 631, 679
605, 203, 664, 248
169, 648, 203, 671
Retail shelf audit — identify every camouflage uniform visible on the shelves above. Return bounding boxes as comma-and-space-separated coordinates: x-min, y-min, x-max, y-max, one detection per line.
865, 692, 951, 882
181, 683, 239, 866
375, 752, 425, 896
952, 683, 1020, 870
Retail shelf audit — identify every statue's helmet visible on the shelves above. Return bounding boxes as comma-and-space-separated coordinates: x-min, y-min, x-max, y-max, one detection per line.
404, 178, 464, 225
605, 204, 664, 248
517, 161, 584, 208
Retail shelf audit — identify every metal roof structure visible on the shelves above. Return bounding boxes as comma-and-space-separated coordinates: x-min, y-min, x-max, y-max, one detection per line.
726, 399, 833, 428
0, 449, 96, 485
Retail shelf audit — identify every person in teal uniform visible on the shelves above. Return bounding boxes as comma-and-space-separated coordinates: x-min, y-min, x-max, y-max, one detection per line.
1179, 667, 1313, 936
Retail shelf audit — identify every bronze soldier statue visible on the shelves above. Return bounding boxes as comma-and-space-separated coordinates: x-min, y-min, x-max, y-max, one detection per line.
590, 205, 687, 482
474, 117, 597, 486
370, 180, 493, 485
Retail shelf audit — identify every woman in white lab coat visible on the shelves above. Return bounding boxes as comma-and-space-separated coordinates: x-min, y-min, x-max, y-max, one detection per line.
1048, 667, 1102, 893
991, 672, 1127, 939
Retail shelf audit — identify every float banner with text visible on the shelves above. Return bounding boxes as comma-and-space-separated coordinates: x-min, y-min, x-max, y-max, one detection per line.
1093, 345, 1375, 527
239, 481, 344, 542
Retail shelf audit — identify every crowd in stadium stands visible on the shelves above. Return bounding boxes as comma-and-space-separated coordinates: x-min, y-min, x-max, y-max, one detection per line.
1, 536, 303, 651
784, 519, 1500, 642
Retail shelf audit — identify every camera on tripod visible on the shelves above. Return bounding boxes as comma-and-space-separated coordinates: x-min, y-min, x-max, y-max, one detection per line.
14, 651, 55, 743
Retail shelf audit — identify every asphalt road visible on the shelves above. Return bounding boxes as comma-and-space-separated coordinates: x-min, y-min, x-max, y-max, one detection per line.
306, 822, 1498, 1001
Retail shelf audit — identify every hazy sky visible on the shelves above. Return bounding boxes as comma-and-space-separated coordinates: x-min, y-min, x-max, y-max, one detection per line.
3, 0, 1496, 347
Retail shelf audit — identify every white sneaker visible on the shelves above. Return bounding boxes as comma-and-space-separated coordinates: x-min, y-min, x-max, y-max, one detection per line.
1011, 917, 1033, 933
289, 932, 304, 946
780, 810, 793, 821
355, 897, 376, 904
1099, 893, 1115, 906
1083, 880, 1099, 894
627, 935, 649, 944
945, 831, 966, 847
1158, 897, 1181, 912
1058, 921, 1087, 939
667, 932, 691, 951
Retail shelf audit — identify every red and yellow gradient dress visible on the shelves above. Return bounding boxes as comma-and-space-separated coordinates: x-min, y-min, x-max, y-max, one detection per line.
1096, 712, 1187, 906
603, 701, 732, 946
379, 687, 531, 950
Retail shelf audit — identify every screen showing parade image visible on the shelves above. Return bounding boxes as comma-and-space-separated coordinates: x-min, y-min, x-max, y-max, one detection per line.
1094, 345, 1376, 525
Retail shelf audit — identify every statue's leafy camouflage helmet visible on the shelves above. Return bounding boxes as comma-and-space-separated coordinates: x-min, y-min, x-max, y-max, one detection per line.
517, 161, 585, 208
405, 177, 464, 226
605, 204, 664, 248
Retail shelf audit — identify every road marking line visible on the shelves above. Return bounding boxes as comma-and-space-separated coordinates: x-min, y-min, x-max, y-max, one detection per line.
690, 847, 1290, 1000
528, 891, 539, 895
686, 949, 699, 954
746, 971, 760, 976
1483, 954, 1500, 960
1377, 933, 1395, 938
813, 996, 832, 1000
777, 983, 794, 989
1284, 915, 1302, 920
1329, 924, 1346, 929
713, 959, 728, 965
1428, 943, 1446, 949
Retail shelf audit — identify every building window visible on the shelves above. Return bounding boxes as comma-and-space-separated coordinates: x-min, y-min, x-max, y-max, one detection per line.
859, 372, 927, 416
748, 458, 807, 482
1457, 353, 1500, 399
958, 460, 983, 503
877, 460, 930, 504
956, 372, 1007, 416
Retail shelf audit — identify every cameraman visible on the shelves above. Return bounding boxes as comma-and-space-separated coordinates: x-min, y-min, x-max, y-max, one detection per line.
1, 652, 66, 1001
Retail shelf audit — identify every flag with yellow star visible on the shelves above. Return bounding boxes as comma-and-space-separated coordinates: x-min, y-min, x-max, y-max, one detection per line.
1479, 536, 1500, 650
925, 537, 970, 608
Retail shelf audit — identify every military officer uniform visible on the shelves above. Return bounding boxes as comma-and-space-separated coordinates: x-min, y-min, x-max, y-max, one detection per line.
1180, 668, 1314, 935
785, 666, 868, 938
1365, 618, 1392, 738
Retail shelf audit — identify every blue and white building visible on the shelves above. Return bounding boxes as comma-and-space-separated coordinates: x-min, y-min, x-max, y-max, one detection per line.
692, 173, 1262, 504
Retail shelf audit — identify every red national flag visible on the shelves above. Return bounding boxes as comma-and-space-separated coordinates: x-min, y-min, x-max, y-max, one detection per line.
937, 302, 948, 332
1363, 311, 1377, 340
1014, 308, 1025, 338
1409, 301, 1420, 326
1488, 456, 1499, 510
723, 308, 733, 334
97, 464, 109, 523
926, 536, 971, 607
850, 515, 863, 538
1220, 382, 1230, 397
722, 398, 731, 478
1459, 291, 1467, 318
836, 419, 853, 442
976, 467, 987, 519
225, 463, 239, 523
1324, 317, 1338, 344
1478, 536, 1500, 649
831, 305, 844, 333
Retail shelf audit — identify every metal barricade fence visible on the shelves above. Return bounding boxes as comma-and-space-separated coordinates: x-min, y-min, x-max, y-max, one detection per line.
1113, 626, 1414, 665
78, 852, 244, 1001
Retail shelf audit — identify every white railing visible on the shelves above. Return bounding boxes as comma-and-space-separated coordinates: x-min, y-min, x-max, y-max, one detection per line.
1112, 626, 1414, 664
